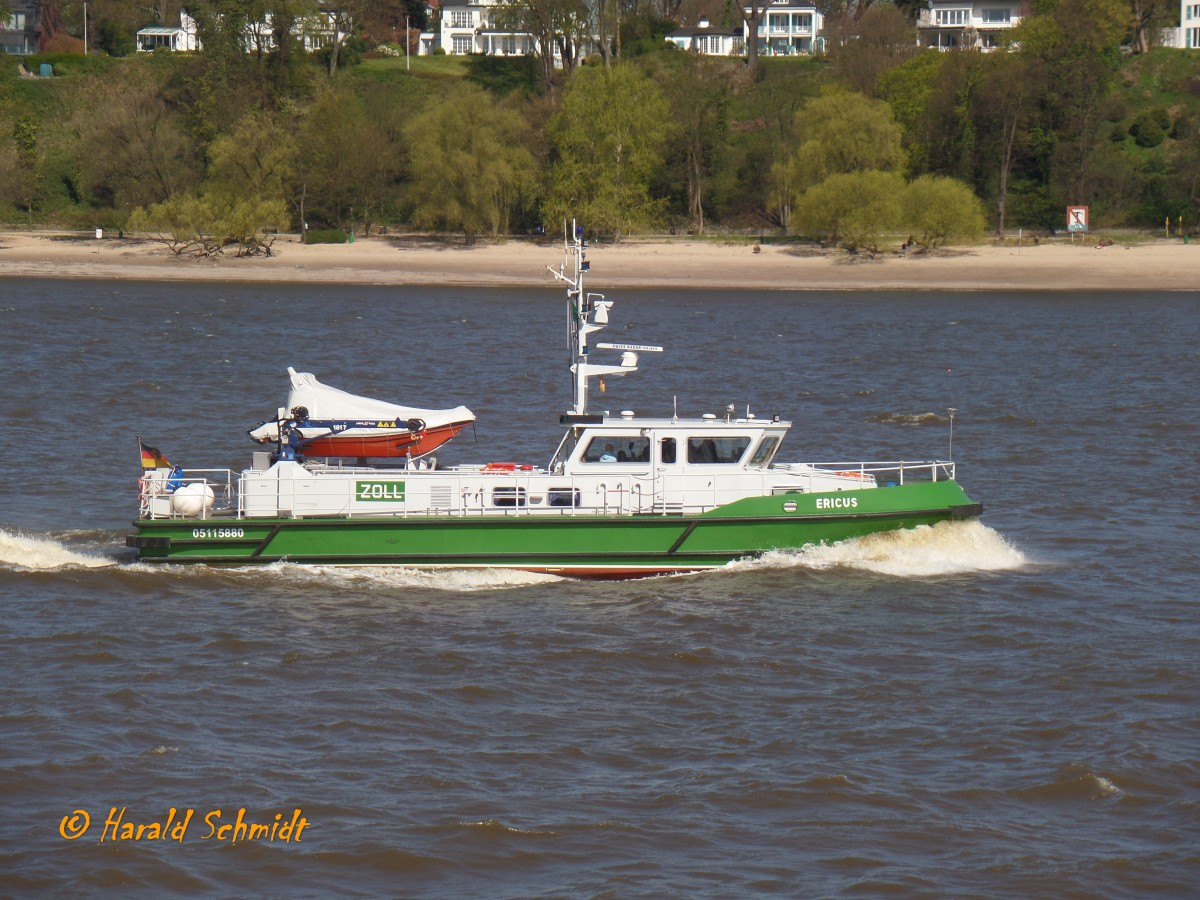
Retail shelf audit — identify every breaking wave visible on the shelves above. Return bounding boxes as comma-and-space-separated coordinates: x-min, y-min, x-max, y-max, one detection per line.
728, 520, 1026, 578
867, 411, 948, 426
0, 528, 116, 570
270, 564, 564, 591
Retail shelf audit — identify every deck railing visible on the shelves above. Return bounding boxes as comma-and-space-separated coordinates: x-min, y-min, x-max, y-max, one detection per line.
142, 460, 956, 520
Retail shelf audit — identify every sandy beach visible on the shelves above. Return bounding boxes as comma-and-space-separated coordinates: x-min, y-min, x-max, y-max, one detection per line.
0, 230, 1197, 291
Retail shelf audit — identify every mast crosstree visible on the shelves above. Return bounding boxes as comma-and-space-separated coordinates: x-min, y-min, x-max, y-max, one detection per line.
548, 221, 662, 416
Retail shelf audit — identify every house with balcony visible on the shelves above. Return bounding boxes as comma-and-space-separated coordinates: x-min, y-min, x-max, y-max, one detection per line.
436, 0, 535, 56
916, 1, 1029, 51
746, 0, 825, 56
1, 0, 40, 55
665, 18, 744, 56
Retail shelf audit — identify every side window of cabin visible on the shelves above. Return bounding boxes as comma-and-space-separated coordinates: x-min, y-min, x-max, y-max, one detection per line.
748, 435, 780, 467
548, 488, 581, 507
581, 435, 650, 463
687, 436, 752, 464
492, 486, 527, 508
660, 438, 676, 464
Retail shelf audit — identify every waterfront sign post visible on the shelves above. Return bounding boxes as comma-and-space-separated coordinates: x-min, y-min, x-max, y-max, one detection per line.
1067, 206, 1088, 234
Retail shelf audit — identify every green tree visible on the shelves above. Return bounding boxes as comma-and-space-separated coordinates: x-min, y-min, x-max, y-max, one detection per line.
1129, 0, 1175, 53
793, 170, 905, 252
13, 117, 46, 229
976, 51, 1041, 237
878, 50, 947, 175
494, 0, 589, 93
1014, 0, 1127, 211
0, 114, 19, 215
739, 0, 774, 79
901, 175, 987, 247
825, 3, 918, 98
263, 0, 321, 95
126, 106, 292, 256
741, 60, 828, 230
206, 109, 298, 204
658, 55, 733, 235
546, 64, 671, 236
293, 85, 399, 234
129, 191, 288, 256
66, 65, 199, 213
877, 50, 986, 187
128, 192, 207, 255
787, 89, 904, 190
1167, 114, 1200, 229
188, 0, 267, 141
403, 84, 535, 243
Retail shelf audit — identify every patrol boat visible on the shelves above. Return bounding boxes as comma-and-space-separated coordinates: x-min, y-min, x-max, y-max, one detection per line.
127, 225, 982, 578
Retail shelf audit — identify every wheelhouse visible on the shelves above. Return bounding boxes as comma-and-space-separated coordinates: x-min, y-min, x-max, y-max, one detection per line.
552, 416, 789, 475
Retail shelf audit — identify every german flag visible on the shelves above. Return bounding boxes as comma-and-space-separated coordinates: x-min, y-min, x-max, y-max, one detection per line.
138, 437, 170, 470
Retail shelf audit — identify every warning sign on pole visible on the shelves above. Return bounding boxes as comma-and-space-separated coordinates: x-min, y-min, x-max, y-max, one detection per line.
1067, 206, 1088, 233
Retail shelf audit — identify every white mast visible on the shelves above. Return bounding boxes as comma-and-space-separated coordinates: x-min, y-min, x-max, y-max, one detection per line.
548, 220, 661, 416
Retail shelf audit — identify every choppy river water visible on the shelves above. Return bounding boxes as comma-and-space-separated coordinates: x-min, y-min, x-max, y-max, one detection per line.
1, 278, 1197, 897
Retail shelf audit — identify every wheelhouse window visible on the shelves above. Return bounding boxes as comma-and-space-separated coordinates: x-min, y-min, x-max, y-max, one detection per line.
660, 437, 676, 464
550, 429, 580, 473
687, 436, 751, 464
581, 435, 650, 463
748, 435, 781, 467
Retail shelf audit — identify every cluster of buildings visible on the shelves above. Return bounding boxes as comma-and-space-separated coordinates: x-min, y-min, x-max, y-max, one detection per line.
343, 0, 1200, 58
428, 0, 1200, 58
0, 3, 344, 56
133, 11, 343, 54
2, 0, 1199, 60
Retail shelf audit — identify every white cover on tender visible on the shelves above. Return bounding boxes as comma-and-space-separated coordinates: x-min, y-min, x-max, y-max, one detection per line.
249, 367, 474, 442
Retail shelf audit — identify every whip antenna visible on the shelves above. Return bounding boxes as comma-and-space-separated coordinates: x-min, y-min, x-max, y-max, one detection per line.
947, 408, 957, 461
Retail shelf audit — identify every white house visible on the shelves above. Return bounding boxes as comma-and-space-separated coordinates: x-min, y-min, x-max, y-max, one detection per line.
916, 1, 1028, 51
137, 8, 342, 54
436, 0, 535, 56
665, 18, 744, 56
1182, 1, 1200, 48
746, 0, 825, 56
137, 11, 200, 51
242, 11, 345, 54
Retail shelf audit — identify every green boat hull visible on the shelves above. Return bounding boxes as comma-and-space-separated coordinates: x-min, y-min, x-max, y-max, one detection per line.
127, 480, 981, 578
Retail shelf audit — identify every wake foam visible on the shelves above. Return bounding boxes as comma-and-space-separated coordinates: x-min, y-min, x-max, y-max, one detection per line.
729, 519, 1025, 578
216, 562, 563, 592
0, 528, 115, 570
